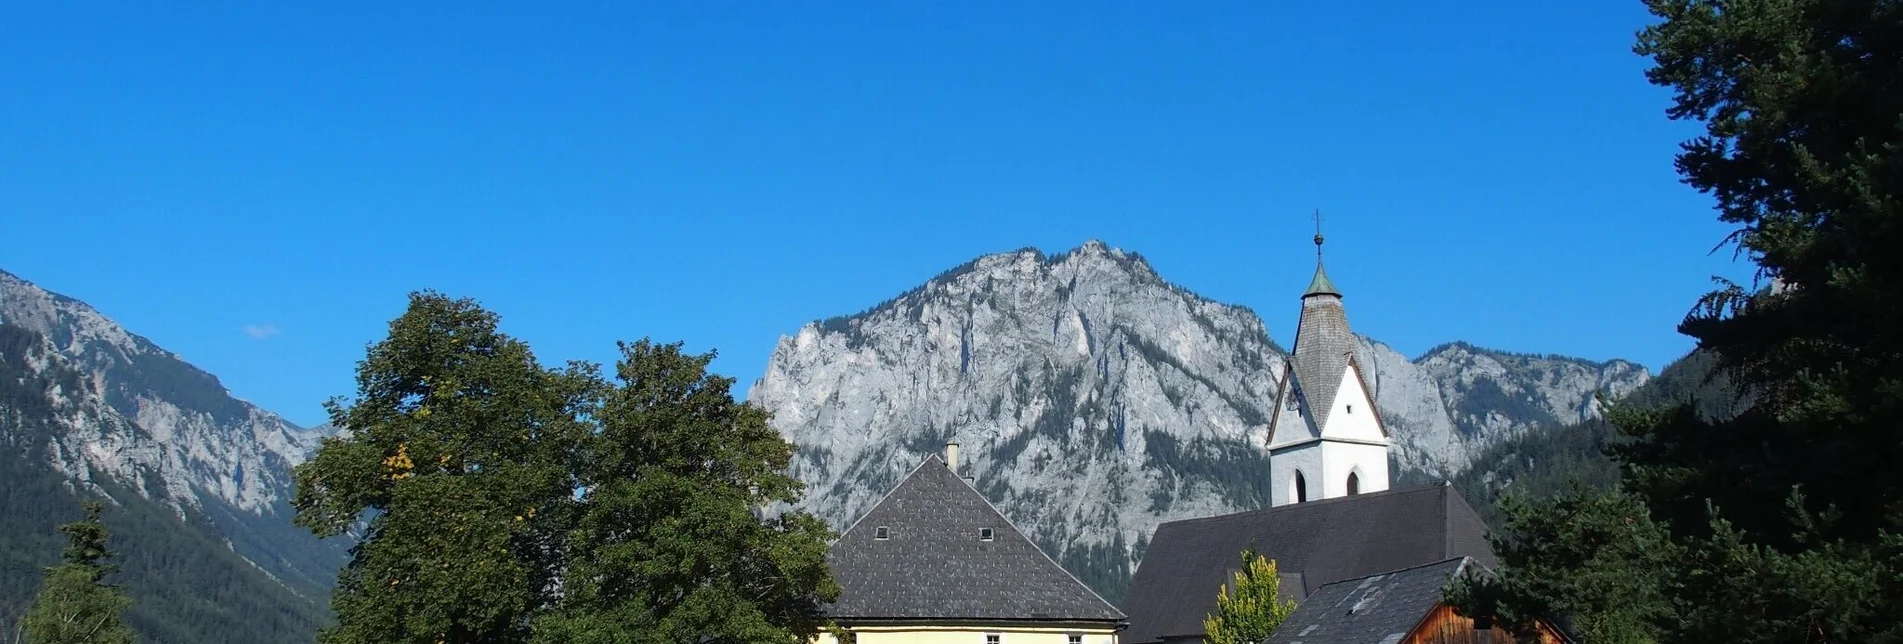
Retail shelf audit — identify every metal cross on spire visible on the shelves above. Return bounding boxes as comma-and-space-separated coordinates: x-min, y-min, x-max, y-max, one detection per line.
1312, 209, 1325, 261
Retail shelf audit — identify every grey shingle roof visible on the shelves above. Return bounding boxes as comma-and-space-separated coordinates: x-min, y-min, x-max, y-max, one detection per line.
1264, 557, 1473, 644
1119, 484, 1495, 644
1285, 290, 1354, 434
824, 454, 1126, 624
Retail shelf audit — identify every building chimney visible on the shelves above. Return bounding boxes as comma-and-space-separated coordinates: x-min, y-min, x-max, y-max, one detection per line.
944, 442, 959, 474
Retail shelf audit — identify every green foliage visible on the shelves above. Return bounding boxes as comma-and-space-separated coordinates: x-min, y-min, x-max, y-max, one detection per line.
295, 292, 838, 644
21, 501, 134, 644
1451, 351, 1737, 528
1445, 489, 1676, 644
1201, 548, 1297, 644
1449, 2, 1903, 641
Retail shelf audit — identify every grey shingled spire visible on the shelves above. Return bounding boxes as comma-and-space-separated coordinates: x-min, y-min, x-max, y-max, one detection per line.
1279, 223, 1357, 433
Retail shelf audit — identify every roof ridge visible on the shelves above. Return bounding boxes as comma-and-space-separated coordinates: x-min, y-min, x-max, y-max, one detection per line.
833, 453, 941, 542
1156, 484, 1446, 529
954, 466, 1128, 620
1311, 555, 1471, 591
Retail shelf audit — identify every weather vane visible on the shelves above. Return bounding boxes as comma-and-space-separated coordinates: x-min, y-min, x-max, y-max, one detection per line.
1312, 209, 1325, 260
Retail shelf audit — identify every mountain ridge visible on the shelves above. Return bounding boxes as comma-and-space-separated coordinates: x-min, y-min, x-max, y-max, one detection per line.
750, 241, 1648, 599
0, 268, 346, 642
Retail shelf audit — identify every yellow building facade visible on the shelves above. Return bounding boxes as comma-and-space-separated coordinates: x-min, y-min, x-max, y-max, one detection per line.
816, 623, 1119, 644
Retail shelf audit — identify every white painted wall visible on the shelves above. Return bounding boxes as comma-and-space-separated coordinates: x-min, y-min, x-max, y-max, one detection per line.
1269, 441, 1323, 507
1266, 394, 1316, 449
1271, 365, 1391, 506
815, 624, 1119, 644
1318, 365, 1383, 442
1319, 441, 1389, 498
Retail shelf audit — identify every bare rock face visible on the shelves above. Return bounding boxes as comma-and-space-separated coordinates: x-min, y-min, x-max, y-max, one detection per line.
748, 242, 1648, 598
0, 269, 341, 589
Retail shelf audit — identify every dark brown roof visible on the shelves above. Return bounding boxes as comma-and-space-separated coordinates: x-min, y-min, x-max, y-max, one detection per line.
1119, 484, 1495, 644
824, 454, 1126, 624
1264, 557, 1473, 644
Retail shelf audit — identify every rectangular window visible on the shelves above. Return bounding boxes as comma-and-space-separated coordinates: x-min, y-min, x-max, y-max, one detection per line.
985, 634, 1000, 644
979, 527, 995, 541
1067, 635, 1082, 644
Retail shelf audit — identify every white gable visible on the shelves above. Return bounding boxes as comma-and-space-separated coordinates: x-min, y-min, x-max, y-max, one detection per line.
1317, 362, 1384, 442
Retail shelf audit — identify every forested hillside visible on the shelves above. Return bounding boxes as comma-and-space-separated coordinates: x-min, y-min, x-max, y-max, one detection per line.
0, 323, 331, 643
1452, 349, 1750, 527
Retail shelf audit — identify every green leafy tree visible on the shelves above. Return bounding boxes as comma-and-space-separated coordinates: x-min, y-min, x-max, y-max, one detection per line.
21, 500, 134, 644
1448, 1, 1903, 642
295, 293, 838, 644
293, 292, 604, 644
1202, 548, 1296, 644
528, 340, 838, 644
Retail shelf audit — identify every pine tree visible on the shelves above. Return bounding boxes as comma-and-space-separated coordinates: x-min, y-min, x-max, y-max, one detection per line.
21, 500, 134, 644
1202, 548, 1297, 644
1448, 1, 1903, 642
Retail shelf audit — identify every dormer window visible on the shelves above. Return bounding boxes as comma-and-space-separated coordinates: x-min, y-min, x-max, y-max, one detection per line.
979, 528, 995, 542
874, 526, 889, 540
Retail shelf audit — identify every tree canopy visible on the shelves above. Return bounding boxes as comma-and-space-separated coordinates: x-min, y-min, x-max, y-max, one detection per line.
1449, 1, 1903, 642
293, 292, 838, 644
1202, 548, 1298, 644
21, 500, 135, 644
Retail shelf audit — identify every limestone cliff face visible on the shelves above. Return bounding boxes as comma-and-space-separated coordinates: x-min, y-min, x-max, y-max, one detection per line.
0, 269, 342, 590
748, 242, 1648, 597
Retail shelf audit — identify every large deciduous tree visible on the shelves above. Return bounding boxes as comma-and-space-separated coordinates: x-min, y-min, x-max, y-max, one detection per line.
21, 501, 134, 644
294, 292, 837, 644
529, 340, 837, 644
1449, 1, 1903, 642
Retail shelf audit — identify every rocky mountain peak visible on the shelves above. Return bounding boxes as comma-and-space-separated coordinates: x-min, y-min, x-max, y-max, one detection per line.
0, 271, 326, 513
751, 241, 1648, 598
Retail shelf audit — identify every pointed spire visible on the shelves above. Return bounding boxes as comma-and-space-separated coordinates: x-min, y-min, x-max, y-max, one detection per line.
1304, 209, 1341, 297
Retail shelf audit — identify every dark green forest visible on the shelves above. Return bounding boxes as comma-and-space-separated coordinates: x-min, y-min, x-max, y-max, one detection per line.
0, 324, 332, 643
1449, 350, 1747, 528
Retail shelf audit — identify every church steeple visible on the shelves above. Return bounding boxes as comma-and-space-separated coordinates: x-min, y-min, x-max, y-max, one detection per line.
1267, 212, 1389, 506
1303, 221, 1341, 298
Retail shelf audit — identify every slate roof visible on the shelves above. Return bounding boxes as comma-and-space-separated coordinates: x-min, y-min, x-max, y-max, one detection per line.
823, 454, 1126, 624
1264, 557, 1473, 644
1119, 484, 1495, 644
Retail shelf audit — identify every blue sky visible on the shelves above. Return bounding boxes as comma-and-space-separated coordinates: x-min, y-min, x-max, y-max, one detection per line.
1, 2, 1745, 427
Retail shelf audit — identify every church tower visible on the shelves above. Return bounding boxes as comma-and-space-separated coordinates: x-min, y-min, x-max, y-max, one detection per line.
1267, 220, 1389, 506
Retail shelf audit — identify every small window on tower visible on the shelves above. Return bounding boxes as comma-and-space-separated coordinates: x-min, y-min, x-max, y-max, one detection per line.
979, 528, 995, 542
874, 526, 889, 540
1294, 471, 1308, 504
1347, 404, 1354, 414
1348, 472, 1360, 496
1068, 635, 1082, 644
985, 634, 1001, 644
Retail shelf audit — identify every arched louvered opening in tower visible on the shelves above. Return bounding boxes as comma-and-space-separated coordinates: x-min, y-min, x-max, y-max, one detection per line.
1347, 471, 1360, 496
1293, 471, 1308, 504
